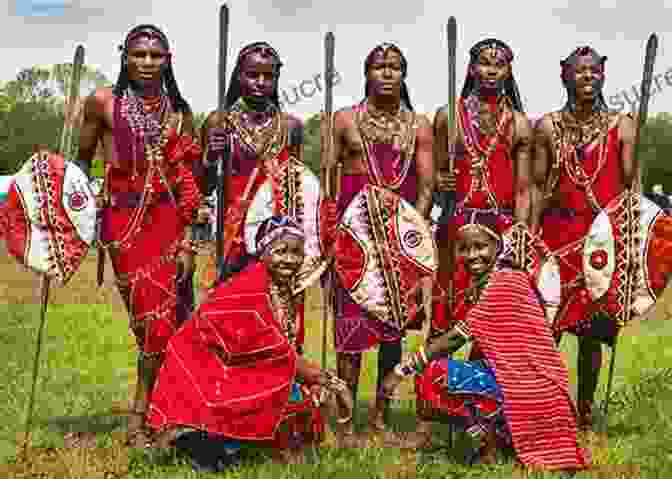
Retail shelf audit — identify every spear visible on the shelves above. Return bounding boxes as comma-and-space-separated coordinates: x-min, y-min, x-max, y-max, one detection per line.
21, 44, 85, 457
215, 3, 231, 283
321, 31, 336, 370
602, 33, 658, 424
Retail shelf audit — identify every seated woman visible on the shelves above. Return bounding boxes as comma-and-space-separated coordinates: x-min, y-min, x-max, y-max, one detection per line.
146, 216, 354, 470
381, 211, 590, 471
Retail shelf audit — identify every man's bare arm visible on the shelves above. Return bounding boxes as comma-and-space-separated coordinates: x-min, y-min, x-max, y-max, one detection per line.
414, 114, 435, 218
512, 112, 533, 225
619, 114, 638, 189
76, 90, 105, 177
530, 115, 553, 233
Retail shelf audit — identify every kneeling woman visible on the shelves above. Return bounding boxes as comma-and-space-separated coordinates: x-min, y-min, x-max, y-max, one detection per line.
147, 216, 353, 469
382, 212, 590, 471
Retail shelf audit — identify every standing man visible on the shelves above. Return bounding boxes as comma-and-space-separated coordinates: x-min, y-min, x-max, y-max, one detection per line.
76, 24, 203, 447
422, 38, 533, 445
532, 46, 637, 429
320, 43, 434, 438
201, 42, 304, 276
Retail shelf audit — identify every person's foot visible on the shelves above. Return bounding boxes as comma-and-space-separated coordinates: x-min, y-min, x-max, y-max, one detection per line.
396, 427, 432, 450
126, 410, 152, 449
271, 448, 305, 464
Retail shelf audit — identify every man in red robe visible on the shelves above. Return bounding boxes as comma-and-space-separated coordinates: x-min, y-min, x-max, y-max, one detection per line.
431, 38, 533, 331
532, 46, 638, 428
76, 24, 202, 446
200, 42, 309, 351
147, 216, 353, 470
320, 43, 435, 438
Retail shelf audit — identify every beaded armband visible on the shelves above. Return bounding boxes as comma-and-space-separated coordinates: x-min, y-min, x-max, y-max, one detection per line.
394, 346, 429, 377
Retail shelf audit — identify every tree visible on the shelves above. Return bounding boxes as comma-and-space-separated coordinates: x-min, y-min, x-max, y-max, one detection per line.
0, 101, 64, 174
2, 67, 54, 105
639, 112, 672, 193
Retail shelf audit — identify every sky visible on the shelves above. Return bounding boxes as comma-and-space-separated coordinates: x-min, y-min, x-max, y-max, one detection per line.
2, 0, 672, 120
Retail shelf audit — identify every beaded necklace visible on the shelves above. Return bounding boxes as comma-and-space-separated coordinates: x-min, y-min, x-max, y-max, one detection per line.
355, 99, 417, 189
549, 109, 611, 212
457, 95, 513, 208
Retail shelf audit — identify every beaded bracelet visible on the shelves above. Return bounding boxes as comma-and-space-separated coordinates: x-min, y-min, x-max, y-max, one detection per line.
393, 346, 429, 377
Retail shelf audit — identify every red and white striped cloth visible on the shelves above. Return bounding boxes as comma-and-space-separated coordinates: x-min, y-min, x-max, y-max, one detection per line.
468, 269, 591, 470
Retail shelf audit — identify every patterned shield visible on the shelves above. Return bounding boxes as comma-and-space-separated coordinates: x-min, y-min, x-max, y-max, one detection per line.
583, 191, 669, 325
334, 184, 438, 331
503, 223, 562, 324
244, 157, 327, 294
2, 152, 96, 284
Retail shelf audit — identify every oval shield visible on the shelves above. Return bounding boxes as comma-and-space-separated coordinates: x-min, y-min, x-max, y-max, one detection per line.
583, 191, 670, 325
2, 152, 96, 284
334, 184, 438, 331
244, 157, 327, 294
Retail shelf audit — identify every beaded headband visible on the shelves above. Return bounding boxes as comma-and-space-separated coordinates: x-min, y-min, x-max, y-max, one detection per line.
469, 39, 514, 65
119, 25, 170, 54
364, 42, 408, 77
237, 42, 283, 68
560, 46, 607, 83
255, 216, 305, 257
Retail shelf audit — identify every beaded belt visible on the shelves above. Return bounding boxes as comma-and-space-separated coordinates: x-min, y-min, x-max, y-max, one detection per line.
109, 191, 175, 208
455, 207, 514, 217
542, 207, 577, 218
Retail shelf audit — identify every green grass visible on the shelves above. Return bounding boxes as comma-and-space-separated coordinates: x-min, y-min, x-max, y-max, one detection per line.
1, 288, 672, 477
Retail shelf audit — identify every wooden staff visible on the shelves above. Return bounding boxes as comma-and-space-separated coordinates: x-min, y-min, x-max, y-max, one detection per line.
602, 33, 658, 424
22, 45, 85, 456
321, 31, 337, 370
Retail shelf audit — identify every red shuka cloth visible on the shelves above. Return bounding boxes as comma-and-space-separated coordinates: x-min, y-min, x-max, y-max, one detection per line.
103, 127, 202, 354
147, 262, 299, 441
468, 269, 590, 470
541, 125, 624, 334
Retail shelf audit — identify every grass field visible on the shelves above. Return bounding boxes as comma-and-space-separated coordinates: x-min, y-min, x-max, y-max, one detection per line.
1, 243, 671, 478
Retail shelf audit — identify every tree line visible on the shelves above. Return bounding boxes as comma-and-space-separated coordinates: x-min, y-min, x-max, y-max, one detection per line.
1, 64, 671, 193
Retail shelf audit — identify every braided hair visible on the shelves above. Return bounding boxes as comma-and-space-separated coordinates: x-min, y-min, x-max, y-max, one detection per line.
560, 46, 608, 113
461, 38, 524, 112
113, 24, 191, 113
225, 42, 283, 110
363, 43, 414, 111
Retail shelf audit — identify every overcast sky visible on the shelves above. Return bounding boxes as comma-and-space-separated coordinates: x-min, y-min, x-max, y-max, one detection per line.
2, 0, 672, 119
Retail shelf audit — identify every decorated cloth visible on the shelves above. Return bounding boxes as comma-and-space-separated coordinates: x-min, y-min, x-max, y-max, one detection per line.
1, 152, 96, 284
418, 212, 588, 470
331, 100, 421, 353
467, 269, 589, 469
201, 100, 289, 275
147, 216, 326, 446
147, 261, 299, 440
417, 285, 510, 445
102, 107, 202, 356
433, 84, 518, 341
541, 112, 627, 340
199, 116, 326, 349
